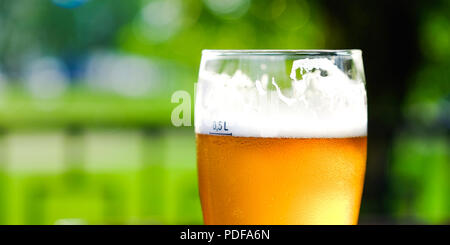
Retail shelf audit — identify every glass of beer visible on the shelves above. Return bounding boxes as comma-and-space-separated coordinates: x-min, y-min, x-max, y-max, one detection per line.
195, 50, 367, 225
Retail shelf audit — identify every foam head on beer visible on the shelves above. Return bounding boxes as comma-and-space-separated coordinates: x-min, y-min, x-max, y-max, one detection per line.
195, 55, 367, 138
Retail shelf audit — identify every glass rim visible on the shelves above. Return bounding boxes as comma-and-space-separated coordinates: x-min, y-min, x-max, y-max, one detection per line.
202, 49, 362, 56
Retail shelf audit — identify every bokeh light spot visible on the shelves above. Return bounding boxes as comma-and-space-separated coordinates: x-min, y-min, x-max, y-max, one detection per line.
204, 0, 250, 20
52, 0, 89, 9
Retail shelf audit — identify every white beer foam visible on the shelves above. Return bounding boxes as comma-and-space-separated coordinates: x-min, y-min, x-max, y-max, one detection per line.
195, 58, 367, 138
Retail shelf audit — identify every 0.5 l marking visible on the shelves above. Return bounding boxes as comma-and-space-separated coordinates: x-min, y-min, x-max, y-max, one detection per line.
209, 121, 232, 136
213, 121, 228, 131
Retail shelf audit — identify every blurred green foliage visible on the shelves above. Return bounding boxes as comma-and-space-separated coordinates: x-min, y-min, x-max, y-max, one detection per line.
388, 0, 449, 224
391, 135, 448, 224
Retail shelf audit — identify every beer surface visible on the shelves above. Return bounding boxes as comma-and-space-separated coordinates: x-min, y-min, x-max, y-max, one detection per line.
197, 134, 367, 225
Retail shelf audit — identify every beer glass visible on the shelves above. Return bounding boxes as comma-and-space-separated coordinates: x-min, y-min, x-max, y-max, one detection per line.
195, 50, 367, 225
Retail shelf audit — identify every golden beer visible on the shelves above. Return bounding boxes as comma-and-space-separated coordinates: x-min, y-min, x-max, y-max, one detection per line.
197, 134, 367, 225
